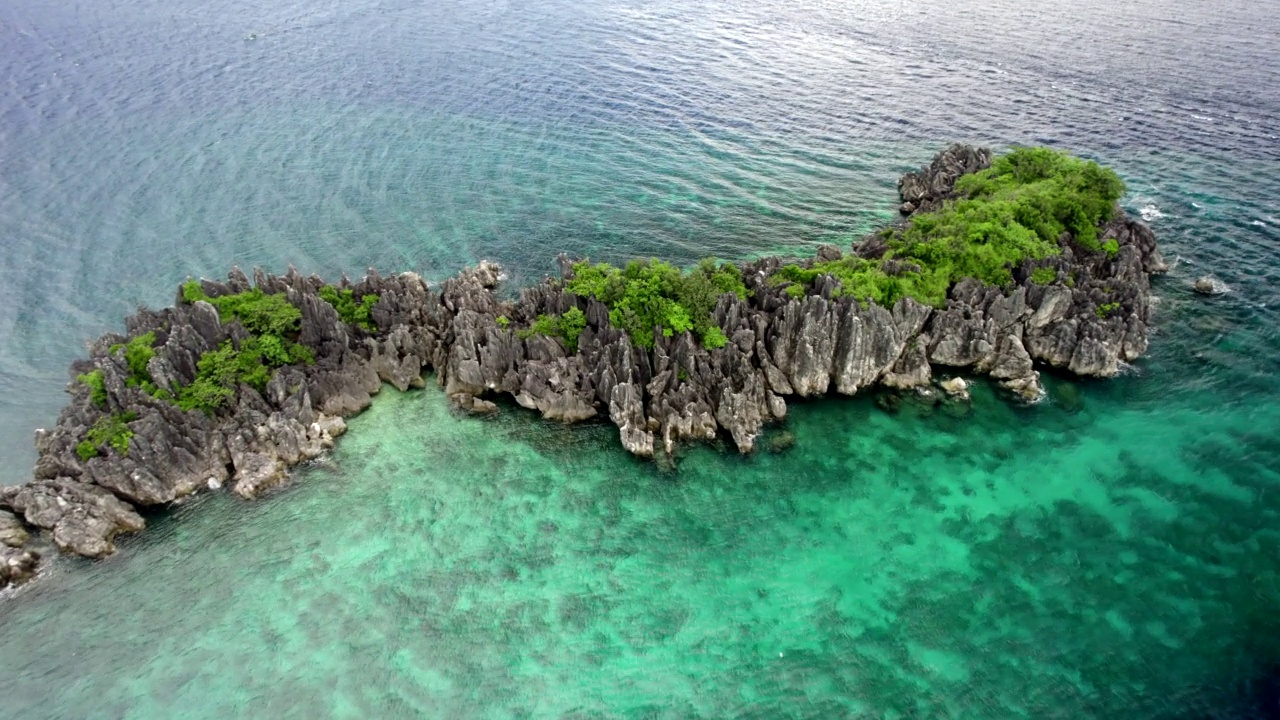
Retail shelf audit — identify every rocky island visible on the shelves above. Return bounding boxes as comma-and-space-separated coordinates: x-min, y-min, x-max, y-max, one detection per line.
0, 145, 1166, 589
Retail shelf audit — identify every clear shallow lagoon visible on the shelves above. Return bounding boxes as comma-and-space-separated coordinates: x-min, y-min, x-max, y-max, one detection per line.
1, 0, 1279, 716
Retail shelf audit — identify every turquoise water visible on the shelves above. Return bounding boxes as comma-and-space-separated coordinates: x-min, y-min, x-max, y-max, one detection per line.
4, 380, 1278, 717
2, 0, 1280, 716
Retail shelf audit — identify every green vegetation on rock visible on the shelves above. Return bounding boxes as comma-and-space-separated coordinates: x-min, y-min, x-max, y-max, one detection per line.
1030, 267, 1059, 285
177, 282, 314, 414
103, 332, 177, 401
519, 306, 588, 353
318, 286, 380, 331
77, 370, 107, 409
564, 258, 746, 350
109, 332, 157, 387
77, 411, 139, 461
182, 281, 303, 337
771, 255, 946, 307
1096, 301, 1121, 319
771, 147, 1126, 307
176, 336, 314, 414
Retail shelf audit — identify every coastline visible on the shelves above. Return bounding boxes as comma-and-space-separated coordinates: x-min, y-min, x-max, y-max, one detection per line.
0, 145, 1167, 589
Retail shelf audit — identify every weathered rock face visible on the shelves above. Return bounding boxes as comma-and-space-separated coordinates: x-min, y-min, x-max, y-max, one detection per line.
0, 508, 40, 587
1, 480, 144, 558
1, 545, 40, 588
0, 510, 29, 548
898, 144, 994, 213
1, 144, 1163, 589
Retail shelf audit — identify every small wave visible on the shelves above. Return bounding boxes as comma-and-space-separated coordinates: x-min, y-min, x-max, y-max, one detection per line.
1140, 204, 1165, 221
1249, 219, 1267, 227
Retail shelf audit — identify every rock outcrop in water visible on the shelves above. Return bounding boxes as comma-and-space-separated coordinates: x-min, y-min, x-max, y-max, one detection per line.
0, 145, 1166, 589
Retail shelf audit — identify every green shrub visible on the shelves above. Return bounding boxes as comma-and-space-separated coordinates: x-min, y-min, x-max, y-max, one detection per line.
107, 332, 158, 387
77, 369, 107, 408
1096, 301, 1121, 318
1030, 267, 1058, 285
80, 412, 139, 459
701, 326, 729, 349
769, 147, 1126, 307
175, 335, 312, 414
559, 307, 587, 351
141, 381, 174, 402
1102, 238, 1120, 257
182, 281, 302, 337
519, 306, 588, 353
318, 286, 380, 331
773, 256, 948, 307
76, 440, 99, 461
496, 315, 510, 328
564, 258, 745, 350
175, 282, 314, 413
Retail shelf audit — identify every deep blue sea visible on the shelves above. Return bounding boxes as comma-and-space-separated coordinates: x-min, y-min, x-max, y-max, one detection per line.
2, 0, 1279, 717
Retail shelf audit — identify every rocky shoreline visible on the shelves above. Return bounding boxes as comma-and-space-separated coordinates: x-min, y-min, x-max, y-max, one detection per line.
0, 145, 1166, 589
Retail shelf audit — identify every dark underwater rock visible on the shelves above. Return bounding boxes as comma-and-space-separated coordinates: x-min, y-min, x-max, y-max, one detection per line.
767, 431, 797, 454
0, 144, 1164, 588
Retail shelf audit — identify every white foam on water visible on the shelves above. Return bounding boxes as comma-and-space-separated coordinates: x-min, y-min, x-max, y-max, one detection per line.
1140, 204, 1165, 221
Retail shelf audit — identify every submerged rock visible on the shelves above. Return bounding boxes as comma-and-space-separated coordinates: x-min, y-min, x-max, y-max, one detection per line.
1056, 382, 1084, 414
0, 144, 1164, 589
767, 431, 797, 454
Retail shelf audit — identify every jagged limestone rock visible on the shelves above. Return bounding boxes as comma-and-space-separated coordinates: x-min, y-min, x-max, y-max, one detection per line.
2, 479, 144, 558
2, 144, 1163, 587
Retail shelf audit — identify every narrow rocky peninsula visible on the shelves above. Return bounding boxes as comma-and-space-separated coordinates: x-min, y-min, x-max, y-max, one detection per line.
0, 145, 1166, 589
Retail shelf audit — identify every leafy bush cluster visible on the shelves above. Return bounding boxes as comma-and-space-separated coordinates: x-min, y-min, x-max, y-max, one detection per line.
110, 332, 156, 385
771, 147, 1126, 307
182, 281, 304, 337
1096, 301, 1122, 318
1030, 267, 1059, 286
518, 307, 588, 353
563, 258, 745, 350
105, 332, 175, 399
318, 285, 380, 331
175, 337, 312, 413
178, 281, 313, 413
771, 256, 944, 307
76, 411, 139, 461
77, 369, 107, 408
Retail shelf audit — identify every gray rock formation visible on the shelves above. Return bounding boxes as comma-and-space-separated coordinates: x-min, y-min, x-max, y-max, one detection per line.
0, 144, 1164, 589
1193, 276, 1228, 295
898, 144, 994, 213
